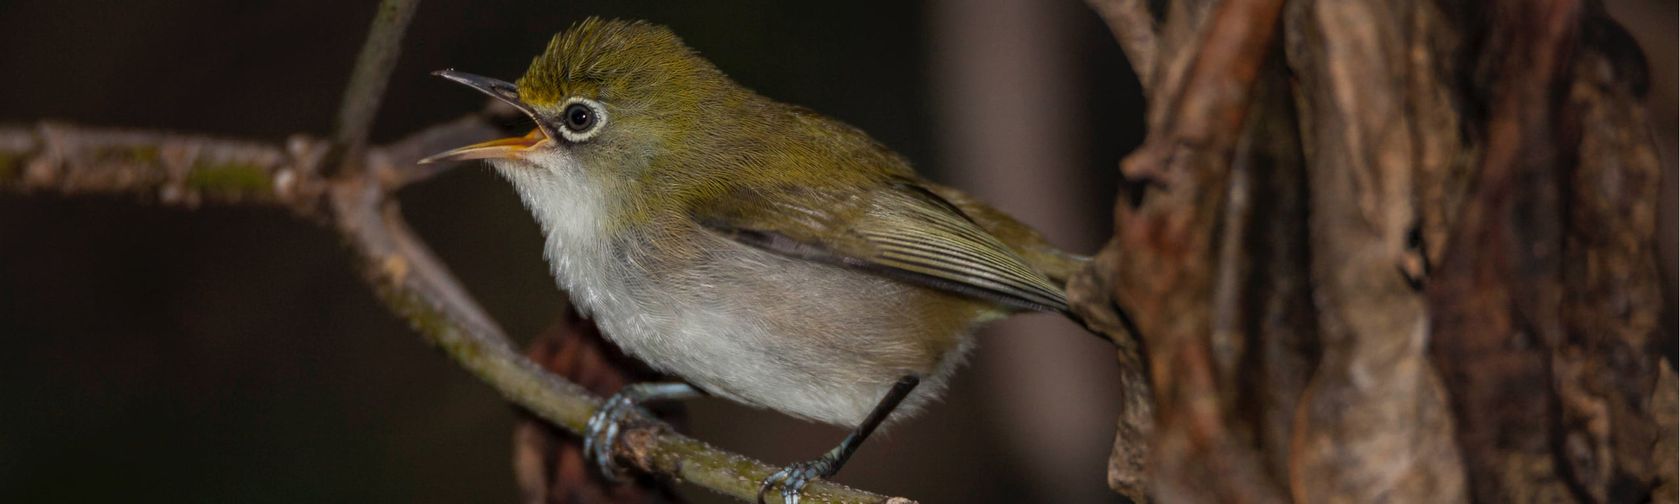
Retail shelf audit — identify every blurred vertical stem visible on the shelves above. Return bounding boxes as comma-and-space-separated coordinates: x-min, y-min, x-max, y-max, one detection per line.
329, 0, 421, 176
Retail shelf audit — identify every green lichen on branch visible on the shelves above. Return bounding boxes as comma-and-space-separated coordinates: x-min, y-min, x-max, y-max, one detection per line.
186, 161, 272, 194
0, 151, 22, 185
0, 121, 912, 504
627, 426, 899, 504
93, 144, 161, 165
381, 286, 454, 347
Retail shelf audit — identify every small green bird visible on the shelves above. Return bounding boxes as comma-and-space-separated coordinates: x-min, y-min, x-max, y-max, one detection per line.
424, 18, 1085, 503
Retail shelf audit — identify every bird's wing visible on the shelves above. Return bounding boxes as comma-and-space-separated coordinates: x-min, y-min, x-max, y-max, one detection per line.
693, 179, 1069, 313
914, 181, 1089, 285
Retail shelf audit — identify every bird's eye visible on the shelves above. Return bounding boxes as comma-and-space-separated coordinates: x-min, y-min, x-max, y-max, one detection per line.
562, 103, 594, 132
553, 98, 607, 143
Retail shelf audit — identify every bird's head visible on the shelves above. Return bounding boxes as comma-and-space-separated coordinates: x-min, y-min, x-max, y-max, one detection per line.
424, 18, 746, 222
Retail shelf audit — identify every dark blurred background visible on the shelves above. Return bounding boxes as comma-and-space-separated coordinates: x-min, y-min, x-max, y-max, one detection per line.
0, 1, 1670, 503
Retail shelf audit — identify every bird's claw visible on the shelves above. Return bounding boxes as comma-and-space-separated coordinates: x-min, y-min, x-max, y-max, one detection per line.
757, 459, 832, 504
582, 391, 644, 482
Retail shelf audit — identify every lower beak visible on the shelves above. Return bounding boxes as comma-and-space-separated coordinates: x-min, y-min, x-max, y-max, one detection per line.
419, 128, 546, 164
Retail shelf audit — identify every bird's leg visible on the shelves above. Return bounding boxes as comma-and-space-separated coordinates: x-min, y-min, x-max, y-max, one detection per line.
758, 375, 921, 504
584, 382, 699, 481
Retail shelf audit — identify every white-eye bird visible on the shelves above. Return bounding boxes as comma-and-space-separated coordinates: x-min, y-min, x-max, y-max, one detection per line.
424, 18, 1087, 503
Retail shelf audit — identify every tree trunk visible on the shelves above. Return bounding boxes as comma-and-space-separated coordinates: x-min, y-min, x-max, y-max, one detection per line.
1073, 0, 1676, 502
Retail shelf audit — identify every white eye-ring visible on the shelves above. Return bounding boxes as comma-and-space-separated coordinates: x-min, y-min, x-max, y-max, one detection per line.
555, 97, 608, 142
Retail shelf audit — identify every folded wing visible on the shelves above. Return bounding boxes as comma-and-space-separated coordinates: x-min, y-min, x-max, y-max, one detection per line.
695, 179, 1069, 313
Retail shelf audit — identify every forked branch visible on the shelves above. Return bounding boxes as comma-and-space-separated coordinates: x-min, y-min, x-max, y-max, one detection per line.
0, 121, 909, 504
3, 2, 910, 500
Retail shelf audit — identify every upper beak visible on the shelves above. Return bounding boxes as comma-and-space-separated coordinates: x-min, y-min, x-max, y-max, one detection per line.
420, 70, 553, 164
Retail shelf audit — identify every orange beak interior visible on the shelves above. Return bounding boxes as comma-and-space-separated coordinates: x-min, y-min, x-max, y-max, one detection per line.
419, 128, 546, 164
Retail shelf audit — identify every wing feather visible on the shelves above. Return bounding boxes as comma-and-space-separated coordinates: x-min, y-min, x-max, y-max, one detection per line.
695, 181, 1068, 313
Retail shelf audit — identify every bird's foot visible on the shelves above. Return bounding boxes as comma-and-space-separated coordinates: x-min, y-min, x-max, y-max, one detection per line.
757, 457, 838, 504
581, 382, 699, 482
582, 390, 647, 482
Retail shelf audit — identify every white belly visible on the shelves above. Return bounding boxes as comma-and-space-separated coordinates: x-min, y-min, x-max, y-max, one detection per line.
498, 160, 976, 427
563, 235, 974, 427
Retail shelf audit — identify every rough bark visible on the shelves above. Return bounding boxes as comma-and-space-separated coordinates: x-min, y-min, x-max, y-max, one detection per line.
1285, 0, 1468, 500
1069, 0, 1291, 501
1552, 6, 1674, 502
1078, 0, 1675, 502
0, 1, 1672, 502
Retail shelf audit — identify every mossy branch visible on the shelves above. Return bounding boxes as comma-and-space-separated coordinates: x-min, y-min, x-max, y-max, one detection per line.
0, 121, 912, 504
328, 0, 422, 176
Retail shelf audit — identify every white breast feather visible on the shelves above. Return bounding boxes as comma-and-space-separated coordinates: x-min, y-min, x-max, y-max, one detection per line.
490, 154, 969, 427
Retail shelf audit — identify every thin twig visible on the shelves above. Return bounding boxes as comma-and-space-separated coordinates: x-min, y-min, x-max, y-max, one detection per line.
0, 122, 910, 504
1084, 0, 1158, 93
328, 0, 422, 176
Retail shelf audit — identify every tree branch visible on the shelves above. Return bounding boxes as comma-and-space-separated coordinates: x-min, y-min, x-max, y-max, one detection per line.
516, 310, 683, 503
1428, 0, 1580, 498
1084, 0, 1158, 93
328, 0, 422, 176
0, 121, 910, 504
1075, 0, 1672, 501
1557, 11, 1676, 499
1071, 0, 1289, 500
1280, 0, 1469, 500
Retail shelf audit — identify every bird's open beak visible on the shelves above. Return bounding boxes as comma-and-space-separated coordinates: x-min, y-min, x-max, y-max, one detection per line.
420, 70, 553, 164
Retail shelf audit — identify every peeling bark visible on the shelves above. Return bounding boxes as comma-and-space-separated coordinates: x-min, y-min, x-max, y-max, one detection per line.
1285, 0, 1467, 500
1080, 0, 1674, 502
1071, 0, 1291, 501
1, 1, 1672, 501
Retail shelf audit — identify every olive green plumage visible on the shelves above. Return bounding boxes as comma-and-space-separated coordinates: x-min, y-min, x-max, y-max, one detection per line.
514, 18, 1082, 312
427, 18, 1089, 501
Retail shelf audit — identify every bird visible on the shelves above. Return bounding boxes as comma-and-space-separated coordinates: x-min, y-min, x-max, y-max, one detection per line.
423, 17, 1087, 503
